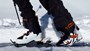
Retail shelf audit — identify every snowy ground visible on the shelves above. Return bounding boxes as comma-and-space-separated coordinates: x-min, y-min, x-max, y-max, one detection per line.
0, 46, 90, 51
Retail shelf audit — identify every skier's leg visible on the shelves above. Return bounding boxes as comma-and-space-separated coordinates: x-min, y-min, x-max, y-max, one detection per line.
39, 0, 81, 46
12, 0, 42, 44
13, 0, 41, 34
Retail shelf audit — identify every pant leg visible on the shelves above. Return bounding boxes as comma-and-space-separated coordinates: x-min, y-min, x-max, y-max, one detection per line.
13, 0, 41, 34
39, 0, 75, 34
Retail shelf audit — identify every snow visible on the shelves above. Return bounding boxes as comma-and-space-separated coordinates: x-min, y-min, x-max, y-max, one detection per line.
75, 16, 90, 42
0, 28, 28, 43
0, 46, 90, 51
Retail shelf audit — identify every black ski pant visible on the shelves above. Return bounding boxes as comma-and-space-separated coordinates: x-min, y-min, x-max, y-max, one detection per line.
13, 0, 76, 35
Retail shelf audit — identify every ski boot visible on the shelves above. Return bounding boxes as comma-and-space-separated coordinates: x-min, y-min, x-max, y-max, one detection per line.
17, 31, 41, 43
10, 31, 42, 47
56, 26, 83, 46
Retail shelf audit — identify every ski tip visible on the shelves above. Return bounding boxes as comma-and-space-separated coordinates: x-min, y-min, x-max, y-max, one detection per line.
10, 39, 13, 42
10, 39, 15, 43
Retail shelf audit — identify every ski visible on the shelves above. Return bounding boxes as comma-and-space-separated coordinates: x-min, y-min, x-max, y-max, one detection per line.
10, 37, 83, 47
10, 39, 89, 47
10, 39, 26, 47
10, 39, 52, 47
